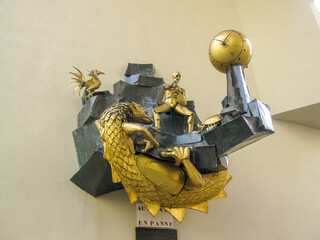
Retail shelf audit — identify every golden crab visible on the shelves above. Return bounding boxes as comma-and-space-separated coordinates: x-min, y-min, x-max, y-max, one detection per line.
197, 114, 223, 131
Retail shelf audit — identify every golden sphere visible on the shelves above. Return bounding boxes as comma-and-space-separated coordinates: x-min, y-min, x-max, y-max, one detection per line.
209, 30, 252, 73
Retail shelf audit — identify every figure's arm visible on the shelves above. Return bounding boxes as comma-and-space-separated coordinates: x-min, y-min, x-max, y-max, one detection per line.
161, 146, 203, 188
181, 88, 186, 96
122, 122, 159, 152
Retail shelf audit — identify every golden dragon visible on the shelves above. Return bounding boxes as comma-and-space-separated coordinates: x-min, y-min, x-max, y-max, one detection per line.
96, 102, 232, 222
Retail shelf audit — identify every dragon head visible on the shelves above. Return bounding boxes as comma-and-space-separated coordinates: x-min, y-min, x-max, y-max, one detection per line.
129, 102, 153, 124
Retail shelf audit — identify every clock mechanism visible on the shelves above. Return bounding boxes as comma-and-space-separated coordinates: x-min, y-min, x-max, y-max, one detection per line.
209, 30, 252, 73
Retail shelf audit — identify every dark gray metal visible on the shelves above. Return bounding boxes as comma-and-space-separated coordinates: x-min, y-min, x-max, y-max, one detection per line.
73, 121, 103, 167
125, 63, 155, 77
194, 145, 218, 173
219, 64, 275, 132
77, 91, 117, 127
136, 227, 177, 240
217, 155, 229, 171
81, 89, 107, 106
203, 116, 273, 156
70, 150, 123, 197
248, 99, 275, 131
125, 74, 164, 87
221, 64, 252, 116
143, 128, 202, 147
113, 80, 164, 110
220, 114, 234, 125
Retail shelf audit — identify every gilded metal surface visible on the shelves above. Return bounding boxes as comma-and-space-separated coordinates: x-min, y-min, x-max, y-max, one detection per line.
198, 114, 223, 131
209, 30, 252, 73
153, 72, 195, 133
96, 102, 231, 222
70, 67, 104, 98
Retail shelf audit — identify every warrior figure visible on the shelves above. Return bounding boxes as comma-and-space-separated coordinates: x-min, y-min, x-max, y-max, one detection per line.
153, 72, 195, 133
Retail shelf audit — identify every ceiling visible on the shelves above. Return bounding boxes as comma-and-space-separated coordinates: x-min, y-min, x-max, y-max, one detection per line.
272, 103, 320, 130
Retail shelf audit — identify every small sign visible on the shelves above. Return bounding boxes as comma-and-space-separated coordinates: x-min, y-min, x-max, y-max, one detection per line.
136, 227, 177, 240
136, 203, 174, 229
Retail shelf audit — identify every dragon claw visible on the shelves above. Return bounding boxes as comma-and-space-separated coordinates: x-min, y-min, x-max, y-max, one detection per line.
137, 139, 158, 153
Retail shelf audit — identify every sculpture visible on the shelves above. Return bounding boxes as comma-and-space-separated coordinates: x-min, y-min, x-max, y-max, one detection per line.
70, 30, 275, 223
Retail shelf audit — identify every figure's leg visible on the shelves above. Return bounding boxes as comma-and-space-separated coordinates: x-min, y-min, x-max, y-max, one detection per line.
153, 103, 171, 130
175, 105, 195, 133
136, 154, 185, 195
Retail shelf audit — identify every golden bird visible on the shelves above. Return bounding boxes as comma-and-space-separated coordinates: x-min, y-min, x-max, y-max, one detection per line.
70, 67, 104, 98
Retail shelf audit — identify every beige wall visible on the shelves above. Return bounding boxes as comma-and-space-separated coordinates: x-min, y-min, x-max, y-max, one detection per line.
1, 0, 320, 239
234, 0, 320, 114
